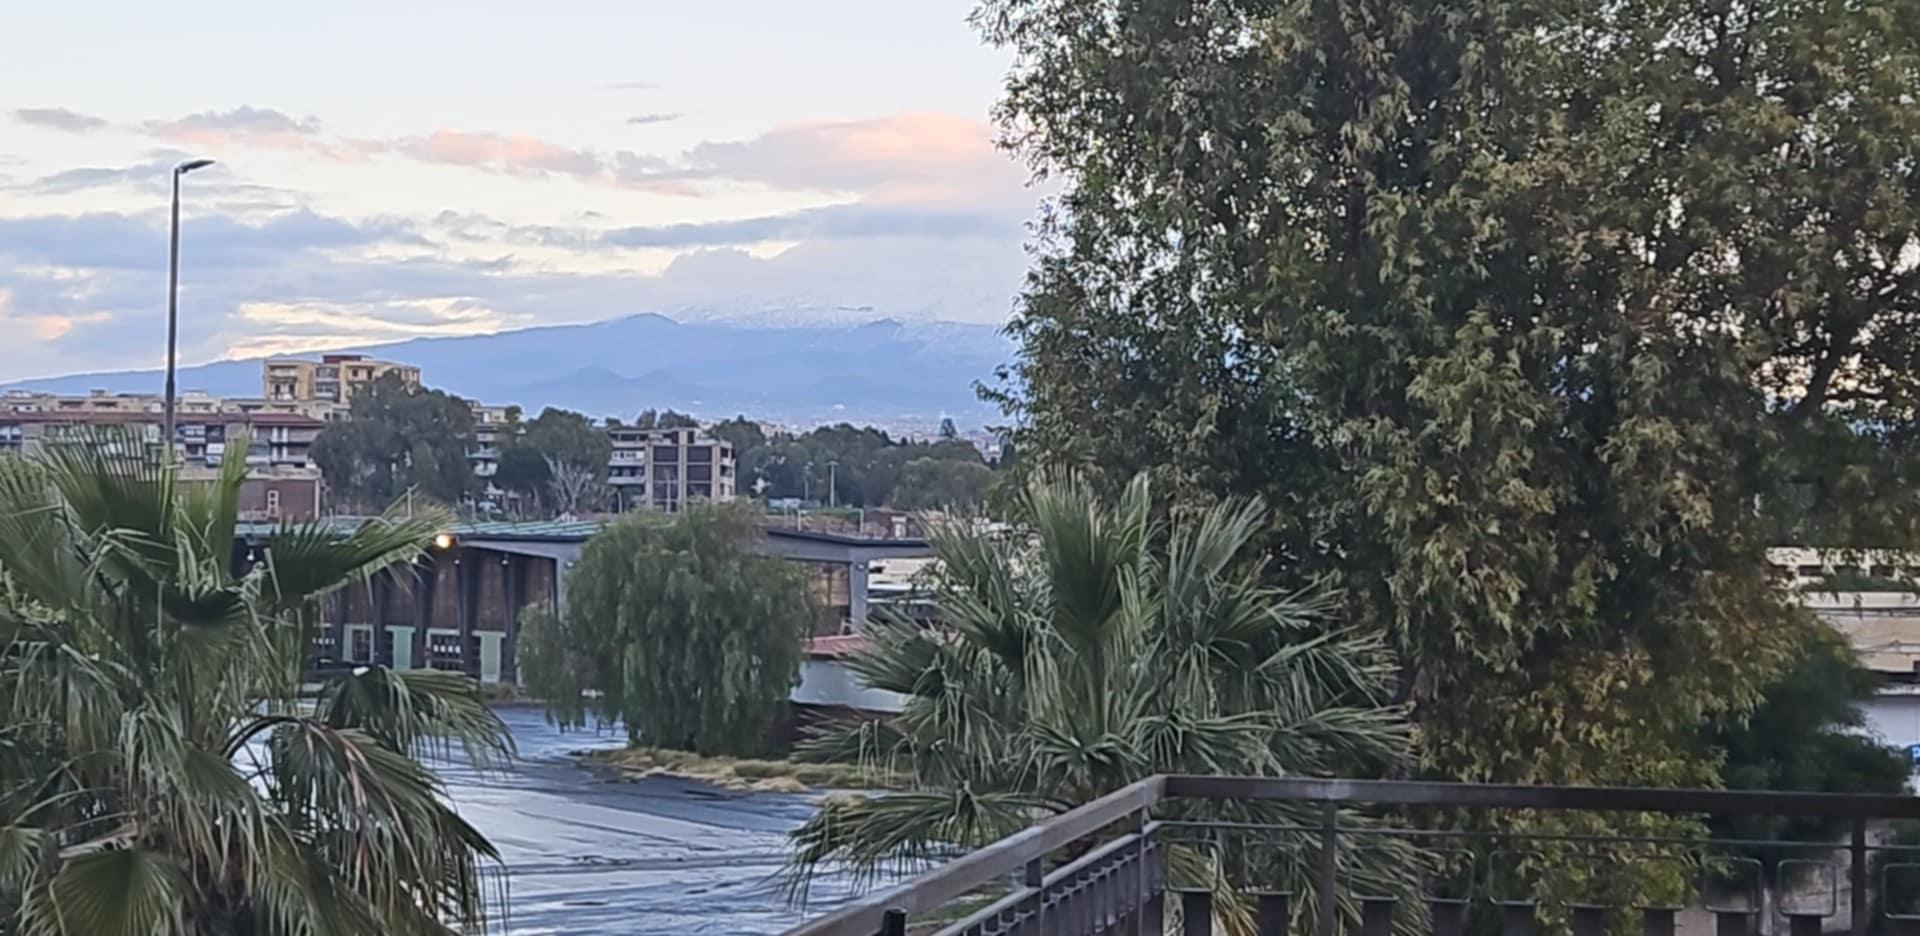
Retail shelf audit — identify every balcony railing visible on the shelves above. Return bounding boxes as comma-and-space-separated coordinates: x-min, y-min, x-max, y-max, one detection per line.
785, 777, 1920, 936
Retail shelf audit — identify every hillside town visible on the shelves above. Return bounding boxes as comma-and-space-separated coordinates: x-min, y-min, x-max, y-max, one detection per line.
7, 1, 1920, 935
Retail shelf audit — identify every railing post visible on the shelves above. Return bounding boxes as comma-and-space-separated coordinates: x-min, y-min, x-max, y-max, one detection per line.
1317, 802, 1338, 936
1257, 892, 1291, 936
1643, 906, 1678, 936
1787, 914, 1824, 936
1132, 808, 1152, 936
1183, 890, 1214, 936
1360, 897, 1395, 936
1853, 818, 1870, 936
1713, 911, 1755, 936
1142, 841, 1165, 936
1026, 858, 1045, 936
1429, 899, 1469, 936
1500, 901, 1537, 936
1571, 904, 1606, 936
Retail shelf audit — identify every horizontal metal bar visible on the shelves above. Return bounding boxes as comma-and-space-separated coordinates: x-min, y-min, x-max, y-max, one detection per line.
1160, 777, 1920, 819
1151, 820, 1908, 851
786, 776, 1166, 936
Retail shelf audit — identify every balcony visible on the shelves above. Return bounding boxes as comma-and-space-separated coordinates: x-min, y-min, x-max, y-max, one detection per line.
786, 777, 1920, 936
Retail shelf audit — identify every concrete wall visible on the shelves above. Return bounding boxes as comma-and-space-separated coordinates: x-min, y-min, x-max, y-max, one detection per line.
792, 659, 906, 714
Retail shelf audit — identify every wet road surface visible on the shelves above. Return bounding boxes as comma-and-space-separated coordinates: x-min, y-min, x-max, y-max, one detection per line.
437, 706, 860, 935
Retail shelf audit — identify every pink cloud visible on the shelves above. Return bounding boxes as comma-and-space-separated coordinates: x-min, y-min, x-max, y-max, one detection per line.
394, 130, 603, 177
684, 112, 1022, 204
123, 105, 1025, 206
142, 106, 354, 159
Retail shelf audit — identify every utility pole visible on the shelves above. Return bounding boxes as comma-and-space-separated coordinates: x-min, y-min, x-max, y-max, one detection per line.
163, 158, 215, 461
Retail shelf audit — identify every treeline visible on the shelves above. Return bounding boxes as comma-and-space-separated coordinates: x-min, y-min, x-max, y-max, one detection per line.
712, 416, 997, 509
308, 375, 998, 514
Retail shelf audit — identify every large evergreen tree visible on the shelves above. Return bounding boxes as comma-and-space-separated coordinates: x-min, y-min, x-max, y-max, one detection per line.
978, 0, 1920, 803
310, 374, 477, 510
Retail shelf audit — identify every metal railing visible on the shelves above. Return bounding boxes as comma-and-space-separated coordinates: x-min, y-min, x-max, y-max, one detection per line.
785, 777, 1920, 936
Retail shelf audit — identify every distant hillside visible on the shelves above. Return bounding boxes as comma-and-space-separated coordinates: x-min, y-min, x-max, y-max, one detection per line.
0, 312, 1016, 429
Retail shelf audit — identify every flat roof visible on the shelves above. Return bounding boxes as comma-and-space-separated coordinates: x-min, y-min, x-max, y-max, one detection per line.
234, 516, 929, 549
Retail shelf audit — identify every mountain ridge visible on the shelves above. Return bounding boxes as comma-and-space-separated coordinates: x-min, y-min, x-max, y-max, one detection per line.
0, 311, 1014, 429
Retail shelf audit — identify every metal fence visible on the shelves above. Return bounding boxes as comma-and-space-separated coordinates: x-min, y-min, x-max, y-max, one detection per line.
784, 777, 1920, 936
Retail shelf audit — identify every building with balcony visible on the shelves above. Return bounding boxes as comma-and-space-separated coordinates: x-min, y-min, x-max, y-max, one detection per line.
606, 425, 736, 512
262, 354, 421, 409
468, 404, 516, 482
0, 395, 326, 521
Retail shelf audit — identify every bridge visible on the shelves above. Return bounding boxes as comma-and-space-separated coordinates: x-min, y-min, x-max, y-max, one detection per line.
238, 518, 931, 684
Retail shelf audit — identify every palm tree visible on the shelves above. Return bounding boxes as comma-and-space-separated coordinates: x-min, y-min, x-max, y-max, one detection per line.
0, 435, 513, 935
788, 473, 1422, 931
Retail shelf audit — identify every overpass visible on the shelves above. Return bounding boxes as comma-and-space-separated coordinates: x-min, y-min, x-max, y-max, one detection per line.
237, 518, 932, 685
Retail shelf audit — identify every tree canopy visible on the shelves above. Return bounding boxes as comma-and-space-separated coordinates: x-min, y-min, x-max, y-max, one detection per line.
518, 502, 816, 755
0, 437, 511, 935
311, 374, 476, 510
632, 408, 699, 429
979, 0, 1920, 798
493, 407, 612, 515
715, 417, 991, 507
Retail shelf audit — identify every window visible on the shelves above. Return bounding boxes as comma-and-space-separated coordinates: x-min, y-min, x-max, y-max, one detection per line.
688, 464, 712, 482
428, 633, 464, 670
349, 628, 373, 663
687, 446, 713, 464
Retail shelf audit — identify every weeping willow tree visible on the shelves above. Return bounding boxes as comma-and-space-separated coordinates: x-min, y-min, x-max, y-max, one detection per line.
788, 474, 1423, 932
519, 501, 817, 755
0, 434, 514, 936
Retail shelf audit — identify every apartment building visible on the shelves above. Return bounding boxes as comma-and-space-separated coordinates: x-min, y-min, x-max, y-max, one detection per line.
262, 354, 421, 411
0, 390, 327, 520
469, 404, 515, 482
607, 426, 736, 512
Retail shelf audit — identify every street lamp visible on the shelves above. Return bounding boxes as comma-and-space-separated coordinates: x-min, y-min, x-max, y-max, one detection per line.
163, 158, 215, 460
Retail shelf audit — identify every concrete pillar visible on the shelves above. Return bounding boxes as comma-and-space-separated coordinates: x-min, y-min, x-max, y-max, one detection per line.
328, 590, 347, 664
552, 556, 569, 619
502, 555, 523, 683
848, 558, 870, 631
478, 633, 503, 684
412, 559, 435, 668
455, 550, 477, 677
371, 570, 391, 666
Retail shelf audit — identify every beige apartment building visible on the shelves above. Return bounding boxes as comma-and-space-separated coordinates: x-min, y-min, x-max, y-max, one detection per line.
607, 425, 736, 512
263, 354, 421, 411
0, 389, 325, 520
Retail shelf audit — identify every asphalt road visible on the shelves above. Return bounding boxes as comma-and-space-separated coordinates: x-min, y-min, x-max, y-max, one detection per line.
436, 706, 861, 935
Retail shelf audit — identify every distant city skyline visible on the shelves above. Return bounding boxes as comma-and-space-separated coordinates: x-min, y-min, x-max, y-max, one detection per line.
0, 2, 1035, 382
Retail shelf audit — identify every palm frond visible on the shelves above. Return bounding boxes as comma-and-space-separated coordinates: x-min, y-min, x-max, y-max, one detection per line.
314, 666, 516, 769
257, 506, 446, 611
789, 471, 1419, 913
37, 848, 189, 936
786, 787, 1049, 893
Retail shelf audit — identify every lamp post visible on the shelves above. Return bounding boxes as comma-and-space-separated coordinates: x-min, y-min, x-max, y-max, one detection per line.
163, 158, 215, 460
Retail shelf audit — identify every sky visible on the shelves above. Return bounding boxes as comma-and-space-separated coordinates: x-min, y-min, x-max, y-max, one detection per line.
0, 2, 1035, 382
